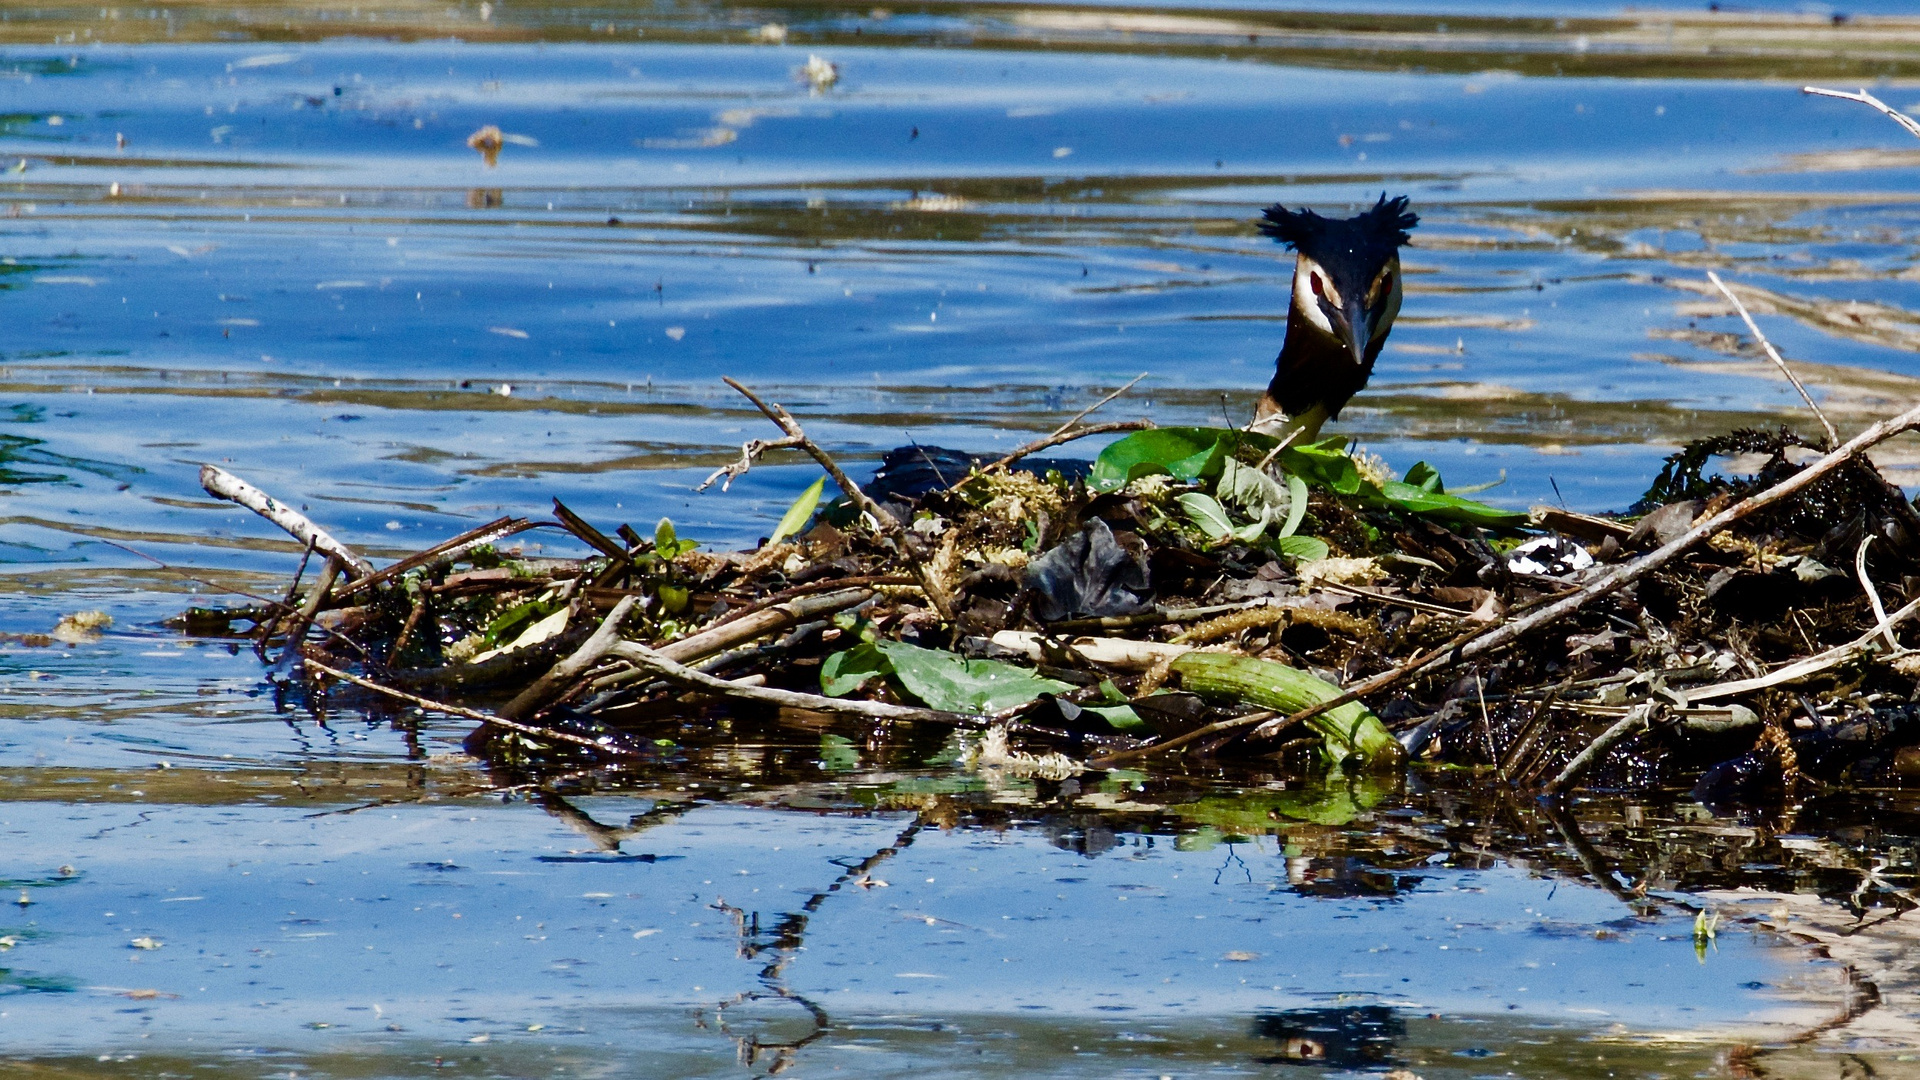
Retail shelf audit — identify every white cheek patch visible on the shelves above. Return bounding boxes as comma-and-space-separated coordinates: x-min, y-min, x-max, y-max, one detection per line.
1292, 259, 1335, 336
1370, 270, 1403, 343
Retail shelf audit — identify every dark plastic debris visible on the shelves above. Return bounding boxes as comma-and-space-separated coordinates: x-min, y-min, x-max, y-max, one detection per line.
1024, 518, 1153, 621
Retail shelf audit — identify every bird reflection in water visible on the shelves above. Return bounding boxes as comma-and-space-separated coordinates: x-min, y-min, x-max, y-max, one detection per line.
1253, 1005, 1405, 1069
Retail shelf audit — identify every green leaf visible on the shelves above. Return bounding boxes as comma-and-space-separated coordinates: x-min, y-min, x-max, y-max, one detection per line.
768, 476, 826, 547
1277, 438, 1365, 496
484, 596, 564, 647
657, 585, 690, 615
1176, 492, 1235, 540
1374, 481, 1528, 528
1280, 472, 1309, 538
1275, 535, 1330, 562
872, 640, 1073, 713
1217, 458, 1289, 536
822, 640, 1073, 714
820, 642, 890, 696
1090, 427, 1262, 492
654, 517, 677, 552
1083, 703, 1149, 733
1095, 426, 1522, 530
1403, 460, 1444, 494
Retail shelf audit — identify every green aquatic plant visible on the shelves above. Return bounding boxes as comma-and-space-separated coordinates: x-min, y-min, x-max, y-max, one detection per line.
1091, 426, 1526, 530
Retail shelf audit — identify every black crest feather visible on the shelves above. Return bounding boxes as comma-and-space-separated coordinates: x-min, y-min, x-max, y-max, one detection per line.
1257, 193, 1417, 265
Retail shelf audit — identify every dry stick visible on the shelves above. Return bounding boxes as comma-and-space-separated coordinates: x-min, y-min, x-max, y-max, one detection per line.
980, 372, 1150, 473
1708, 264, 1920, 544
698, 434, 806, 493
333, 515, 532, 600
1320, 582, 1478, 619
590, 587, 876, 692
276, 554, 344, 665
1499, 685, 1561, 785
1857, 535, 1900, 652
704, 574, 912, 622
1473, 670, 1497, 763
1687, 596, 1920, 703
1544, 702, 1661, 796
551, 499, 628, 560
1048, 599, 1276, 634
659, 586, 871, 663
1237, 399, 1920, 747
499, 596, 641, 721
199, 465, 375, 578
720, 377, 955, 621
1089, 710, 1282, 768
1706, 270, 1838, 447
1254, 423, 1309, 472
300, 658, 648, 759
980, 419, 1155, 474
390, 593, 430, 658
603, 639, 978, 725
1803, 86, 1920, 141
255, 537, 317, 659
1048, 373, 1148, 441
98, 538, 372, 662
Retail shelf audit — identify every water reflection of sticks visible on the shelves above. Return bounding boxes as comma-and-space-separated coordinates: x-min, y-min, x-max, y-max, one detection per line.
533, 790, 692, 854
1215, 842, 1253, 885
699, 821, 921, 1076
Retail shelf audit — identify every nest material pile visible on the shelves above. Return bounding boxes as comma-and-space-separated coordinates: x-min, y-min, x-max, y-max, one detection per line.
178, 380, 1920, 807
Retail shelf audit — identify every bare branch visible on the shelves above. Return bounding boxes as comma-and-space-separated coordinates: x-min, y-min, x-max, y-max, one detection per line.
302, 658, 648, 759
199, 465, 375, 578
1804, 86, 1920, 141
499, 596, 641, 721
589, 587, 875, 692
1687, 596, 1920, 703
698, 434, 805, 493
1544, 702, 1661, 796
1047, 373, 1148, 441
334, 516, 534, 600
981, 419, 1155, 475
976, 375, 1152, 476
1857, 534, 1900, 652
720, 377, 955, 620
1706, 270, 1838, 446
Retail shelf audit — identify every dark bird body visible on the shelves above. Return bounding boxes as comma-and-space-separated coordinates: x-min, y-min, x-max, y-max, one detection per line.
1252, 194, 1418, 441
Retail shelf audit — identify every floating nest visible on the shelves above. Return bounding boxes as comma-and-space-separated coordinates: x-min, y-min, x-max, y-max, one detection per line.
176, 383, 1920, 811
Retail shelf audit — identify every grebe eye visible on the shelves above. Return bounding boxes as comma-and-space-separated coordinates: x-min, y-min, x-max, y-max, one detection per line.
1309, 273, 1327, 299
1379, 271, 1393, 296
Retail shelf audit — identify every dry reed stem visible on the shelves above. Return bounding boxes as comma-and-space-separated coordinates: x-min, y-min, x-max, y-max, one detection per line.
301, 658, 648, 759
604, 639, 977, 725
1706, 269, 1838, 447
